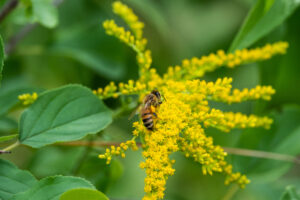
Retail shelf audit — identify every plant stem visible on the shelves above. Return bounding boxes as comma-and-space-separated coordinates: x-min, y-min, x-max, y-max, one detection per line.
2, 140, 20, 152
223, 147, 300, 164
0, 0, 19, 23
56, 141, 300, 164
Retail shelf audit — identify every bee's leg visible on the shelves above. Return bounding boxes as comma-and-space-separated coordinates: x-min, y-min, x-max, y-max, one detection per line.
153, 112, 158, 119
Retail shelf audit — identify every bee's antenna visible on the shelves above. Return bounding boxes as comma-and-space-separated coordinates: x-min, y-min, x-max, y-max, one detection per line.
162, 95, 167, 102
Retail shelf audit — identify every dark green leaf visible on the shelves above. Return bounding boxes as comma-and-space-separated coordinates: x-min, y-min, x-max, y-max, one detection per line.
0, 159, 37, 200
11, 176, 95, 200
0, 35, 4, 86
281, 185, 300, 200
59, 188, 109, 200
229, 0, 300, 51
19, 84, 112, 148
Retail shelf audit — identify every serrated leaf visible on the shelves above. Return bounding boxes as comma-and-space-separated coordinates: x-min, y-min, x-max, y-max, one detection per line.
60, 188, 109, 200
10, 176, 95, 200
19, 84, 112, 148
229, 0, 300, 51
0, 35, 4, 87
281, 185, 300, 200
0, 159, 37, 200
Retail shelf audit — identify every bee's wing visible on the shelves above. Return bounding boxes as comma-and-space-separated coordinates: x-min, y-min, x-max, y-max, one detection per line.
128, 104, 142, 120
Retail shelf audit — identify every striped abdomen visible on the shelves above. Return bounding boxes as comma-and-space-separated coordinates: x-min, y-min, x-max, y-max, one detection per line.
141, 108, 154, 131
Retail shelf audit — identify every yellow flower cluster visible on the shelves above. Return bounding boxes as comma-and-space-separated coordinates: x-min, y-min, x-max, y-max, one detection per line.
18, 92, 38, 105
97, 2, 288, 200
98, 140, 138, 164
112, 1, 144, 39
163, 41, 288, 80
202, 110, 273, 132
93, 80, 147, 99
103, 20, 147, 53
103, 1, 151, 77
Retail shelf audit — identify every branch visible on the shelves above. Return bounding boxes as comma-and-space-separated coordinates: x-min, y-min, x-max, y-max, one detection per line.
0, 0, 19, 23
57, 141, 300, 164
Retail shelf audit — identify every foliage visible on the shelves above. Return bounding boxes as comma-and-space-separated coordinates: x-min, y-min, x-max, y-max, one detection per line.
0, 0, 299, 200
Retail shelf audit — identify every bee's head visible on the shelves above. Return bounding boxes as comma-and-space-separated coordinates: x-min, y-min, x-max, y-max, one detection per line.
151, 89, 161, 99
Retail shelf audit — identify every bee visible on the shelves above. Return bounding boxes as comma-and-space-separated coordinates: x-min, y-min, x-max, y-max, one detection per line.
140, 90, 162, 131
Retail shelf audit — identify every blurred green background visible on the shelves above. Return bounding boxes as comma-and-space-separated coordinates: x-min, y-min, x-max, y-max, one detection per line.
0, 0, 300, 199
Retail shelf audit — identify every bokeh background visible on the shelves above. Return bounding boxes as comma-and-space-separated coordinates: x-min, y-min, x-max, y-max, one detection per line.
1, 0, 300, 199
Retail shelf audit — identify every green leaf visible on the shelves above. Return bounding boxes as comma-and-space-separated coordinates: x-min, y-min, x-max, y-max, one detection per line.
31, 0, 58, 28
60, 188, 109, 200
281, 185, 300, 200
0, 134, 18, 143
0, 35, 4, 86
0, 159, 37, 200
229, 0, 300, 51
19, 84, 112, 148
11, 176, 95, 200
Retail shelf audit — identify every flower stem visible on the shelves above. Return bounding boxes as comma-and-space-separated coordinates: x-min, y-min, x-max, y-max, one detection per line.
2, 140, 20, 152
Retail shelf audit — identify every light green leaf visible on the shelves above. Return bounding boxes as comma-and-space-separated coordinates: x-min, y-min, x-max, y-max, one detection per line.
11, 176, 95, 200
60, 188, 109, 200
229, 0, 300, 51
0, 159, 37, 200
31, 0, 58, 28
281, 185, 300, 200
0, 134, 18, 143
0, 35, 4, 86
19, 84, 112, 148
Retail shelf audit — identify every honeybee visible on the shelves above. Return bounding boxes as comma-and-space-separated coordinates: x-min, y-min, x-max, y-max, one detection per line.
140, 90, 163, 131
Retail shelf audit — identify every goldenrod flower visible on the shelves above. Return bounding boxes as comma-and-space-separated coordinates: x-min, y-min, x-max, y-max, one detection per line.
18, 92, 38, 106
98, 2, 289, 199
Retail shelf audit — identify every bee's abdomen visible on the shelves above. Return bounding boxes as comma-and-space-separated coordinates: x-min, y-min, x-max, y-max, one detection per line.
142, 115, 154, 130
